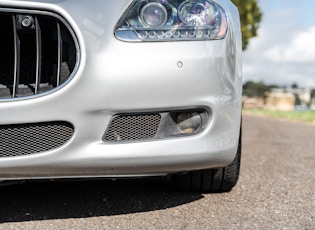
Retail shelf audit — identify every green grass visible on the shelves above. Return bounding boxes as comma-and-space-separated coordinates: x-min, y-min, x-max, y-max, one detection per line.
243, 109, 315, 124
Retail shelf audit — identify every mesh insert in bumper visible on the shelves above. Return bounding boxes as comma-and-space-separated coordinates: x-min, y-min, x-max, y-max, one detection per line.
0, 121, 74, 157
103, 114, 161, 142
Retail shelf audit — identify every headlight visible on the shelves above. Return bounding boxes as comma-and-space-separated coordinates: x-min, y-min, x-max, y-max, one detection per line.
115, 0, 227, 42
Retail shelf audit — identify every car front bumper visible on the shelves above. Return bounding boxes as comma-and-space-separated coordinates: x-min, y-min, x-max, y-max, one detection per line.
0, 0, 242, 180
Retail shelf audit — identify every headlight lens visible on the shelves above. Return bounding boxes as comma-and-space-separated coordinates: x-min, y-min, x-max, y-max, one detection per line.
115, 0, 227, 42
179, 1, 216, 26
140, 3, 168, 28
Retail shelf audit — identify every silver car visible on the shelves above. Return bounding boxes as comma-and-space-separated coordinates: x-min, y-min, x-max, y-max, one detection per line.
0, 0, 242, 192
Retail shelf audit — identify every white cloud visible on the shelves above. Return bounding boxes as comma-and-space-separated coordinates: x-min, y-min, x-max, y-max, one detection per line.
286, 27, 315, 63
242, 1, 315, 88
263, 27, 315, 63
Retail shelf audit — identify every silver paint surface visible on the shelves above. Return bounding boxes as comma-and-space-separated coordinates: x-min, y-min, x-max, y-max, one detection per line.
0, 0, 242, 180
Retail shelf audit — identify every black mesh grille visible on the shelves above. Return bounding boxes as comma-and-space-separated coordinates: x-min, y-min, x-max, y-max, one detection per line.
0, 121, 74, 157
103, 114, 161, 142
0, 9, 78, 100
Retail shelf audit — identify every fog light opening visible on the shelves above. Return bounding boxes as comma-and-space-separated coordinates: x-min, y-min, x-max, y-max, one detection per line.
176, 112, 202, 134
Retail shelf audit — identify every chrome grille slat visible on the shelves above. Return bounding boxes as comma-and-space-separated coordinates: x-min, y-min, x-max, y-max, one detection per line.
56, 21, 62, 87
0, 9, 79, 100
34, 16, 42, 94
12, 15, 20, 98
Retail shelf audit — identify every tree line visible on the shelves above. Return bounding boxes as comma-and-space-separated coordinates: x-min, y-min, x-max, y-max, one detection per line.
243, 81, 278, 98
243, 81, 315, 99
231, 0, 262, 50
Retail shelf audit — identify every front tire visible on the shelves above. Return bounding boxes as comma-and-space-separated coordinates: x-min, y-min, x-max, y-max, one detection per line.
171, 128, 242, 193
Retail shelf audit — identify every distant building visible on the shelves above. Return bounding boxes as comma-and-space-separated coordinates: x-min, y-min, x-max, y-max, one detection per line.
242, 97, 264, 109
242, 86, 313, 111
285, 87, 311, 104
264, 92, 295, 111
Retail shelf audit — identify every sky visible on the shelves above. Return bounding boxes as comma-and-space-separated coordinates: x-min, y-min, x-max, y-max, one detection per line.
243, 0, 315, 88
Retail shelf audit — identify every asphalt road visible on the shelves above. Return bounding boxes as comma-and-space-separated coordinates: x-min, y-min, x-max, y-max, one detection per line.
0, 114, 314, 229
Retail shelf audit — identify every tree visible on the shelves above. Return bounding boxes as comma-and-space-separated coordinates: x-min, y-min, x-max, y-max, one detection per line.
243, 81, 278, 98
291, 83, 298, 89
231, 0, 262, 50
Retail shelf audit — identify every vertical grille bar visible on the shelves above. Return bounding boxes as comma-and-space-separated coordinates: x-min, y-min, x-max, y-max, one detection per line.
12, 15, 20, 98
34, 17, 42, 94
56, 21, 62, 87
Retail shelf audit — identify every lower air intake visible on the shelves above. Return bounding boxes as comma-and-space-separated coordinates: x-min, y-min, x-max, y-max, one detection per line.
103, 114, 161, 142
0, 121, 74, 157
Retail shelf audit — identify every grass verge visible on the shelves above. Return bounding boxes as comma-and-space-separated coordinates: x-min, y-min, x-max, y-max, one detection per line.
243, 109, 315, 124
